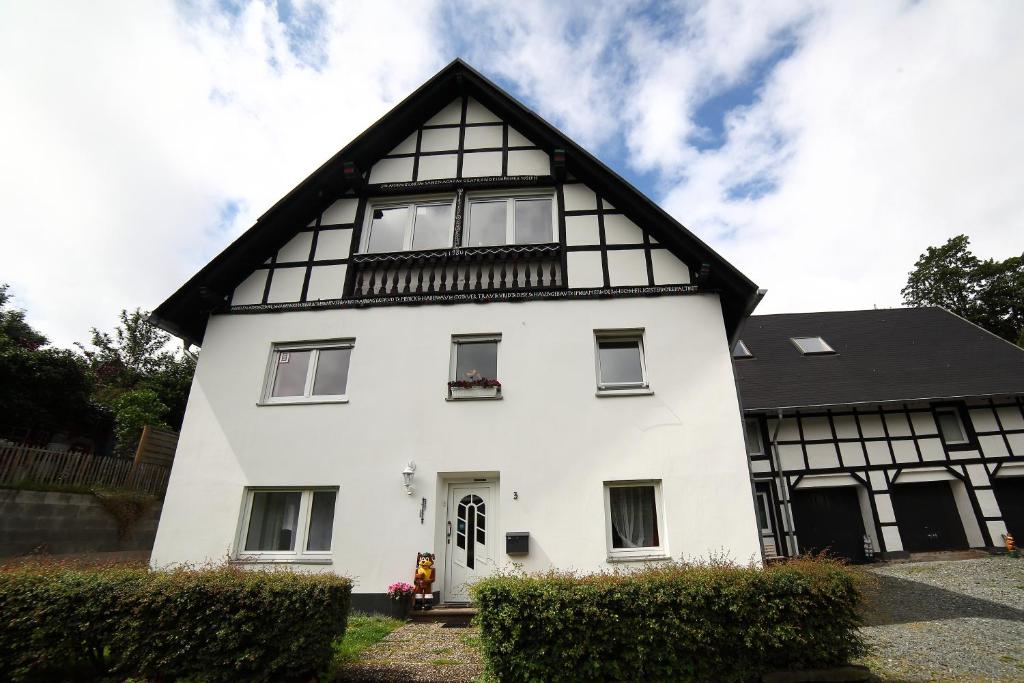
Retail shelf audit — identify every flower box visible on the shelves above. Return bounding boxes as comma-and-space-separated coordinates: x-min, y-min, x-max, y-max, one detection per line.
447, 378, 501, 400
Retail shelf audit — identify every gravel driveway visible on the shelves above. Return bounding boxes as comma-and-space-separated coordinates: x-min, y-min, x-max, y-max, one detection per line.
860, 556, 1024, 681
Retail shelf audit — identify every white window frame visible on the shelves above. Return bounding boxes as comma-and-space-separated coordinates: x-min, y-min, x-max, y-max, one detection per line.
361, 194, 456, 253
791, 336, 835, 355
235, 487, 337, 563
260, 340, 354, 405
464, 190, 557, 247
744, 417, 764, 456
603, 480, 667, 561
935, 407, 969, 446
447, 333, 502, 401
594, 329, 650, 395
756, 490, 773, 535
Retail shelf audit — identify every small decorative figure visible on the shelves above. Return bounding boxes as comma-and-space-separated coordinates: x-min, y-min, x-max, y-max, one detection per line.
414, 552, 436, 610
1005, 532, 1018, 557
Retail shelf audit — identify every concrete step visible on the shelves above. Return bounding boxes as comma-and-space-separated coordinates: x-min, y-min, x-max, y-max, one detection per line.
409, 606, 478, 625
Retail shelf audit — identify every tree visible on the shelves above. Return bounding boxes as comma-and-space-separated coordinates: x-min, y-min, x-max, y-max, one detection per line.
78, 309, 196, 440
0, 284, 48, 350
902, 235, 1024, 346
0, 283, 109, 443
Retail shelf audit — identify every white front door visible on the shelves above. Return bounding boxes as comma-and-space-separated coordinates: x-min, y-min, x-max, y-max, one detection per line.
444, 482, 494, 603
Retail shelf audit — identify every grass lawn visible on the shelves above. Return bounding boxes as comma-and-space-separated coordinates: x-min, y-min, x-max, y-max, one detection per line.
326, 612, 406, 677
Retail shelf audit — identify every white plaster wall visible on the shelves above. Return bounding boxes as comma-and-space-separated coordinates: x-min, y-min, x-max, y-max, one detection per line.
152, 294, 761, 592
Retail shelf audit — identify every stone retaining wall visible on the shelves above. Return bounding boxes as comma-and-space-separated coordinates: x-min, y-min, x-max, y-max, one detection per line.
0, 488, 162, 558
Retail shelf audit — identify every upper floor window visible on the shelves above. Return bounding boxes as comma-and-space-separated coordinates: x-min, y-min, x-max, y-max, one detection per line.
466, 195, 554, 247
262, 340, 353, 404
448, 334, 501, 400
935, 407, 968, 445
791, 336, 835, 355
594, 330, 649, 394
744, 417, 764, 455
364, 198, 454, 253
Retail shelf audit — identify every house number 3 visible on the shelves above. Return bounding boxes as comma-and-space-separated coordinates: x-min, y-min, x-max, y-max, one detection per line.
513, 491, 518, 500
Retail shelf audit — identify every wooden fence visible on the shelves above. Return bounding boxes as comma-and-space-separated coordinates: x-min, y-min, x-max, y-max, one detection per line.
0, 443, 171, 494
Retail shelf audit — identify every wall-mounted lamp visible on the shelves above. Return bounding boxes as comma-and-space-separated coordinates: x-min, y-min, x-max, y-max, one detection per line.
402, 461, 417, 495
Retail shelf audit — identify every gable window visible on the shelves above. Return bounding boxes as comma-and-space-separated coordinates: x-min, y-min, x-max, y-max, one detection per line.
465, 195, 554, 247
263, 341, 353, 404
364, 198, 454, 253
744, 417, 764, 456
935, 408, 968, 445
604, 481, 666, 560
448, 334, 501, 400
238, 488, 337, 562
791, 336, 835, 355
594, 330, 649, 394
732, 340, 753, 359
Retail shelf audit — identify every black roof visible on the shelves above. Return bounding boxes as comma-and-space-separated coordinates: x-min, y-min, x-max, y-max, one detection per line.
151, 59, 758, 344
735, 307, 1024, 411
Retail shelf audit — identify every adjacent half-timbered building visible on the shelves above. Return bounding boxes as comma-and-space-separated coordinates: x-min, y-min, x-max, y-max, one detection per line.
149, 60, 764, 608
735, 307, 1024, 561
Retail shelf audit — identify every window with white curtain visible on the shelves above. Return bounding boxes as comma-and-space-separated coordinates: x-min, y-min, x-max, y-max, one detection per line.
603, 481, 666, 560
238, 488, 337, 561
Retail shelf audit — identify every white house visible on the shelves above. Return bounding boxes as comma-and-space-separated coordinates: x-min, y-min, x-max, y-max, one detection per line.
149, 60, 764, 609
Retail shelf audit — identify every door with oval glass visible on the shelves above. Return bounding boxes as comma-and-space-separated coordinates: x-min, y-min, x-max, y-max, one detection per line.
444, 482, 494, 603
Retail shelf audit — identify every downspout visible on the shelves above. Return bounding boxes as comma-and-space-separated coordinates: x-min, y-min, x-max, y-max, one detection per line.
768, 408, 798, 556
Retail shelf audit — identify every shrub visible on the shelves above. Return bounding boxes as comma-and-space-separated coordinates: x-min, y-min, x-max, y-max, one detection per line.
0, 563, 352, 682
471, 557, 866, 683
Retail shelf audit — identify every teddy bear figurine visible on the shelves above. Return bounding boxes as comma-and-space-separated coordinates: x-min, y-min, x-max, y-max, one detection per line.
413, 552, 436, 610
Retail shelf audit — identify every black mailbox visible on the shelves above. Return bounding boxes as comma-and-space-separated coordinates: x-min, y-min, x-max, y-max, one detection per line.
505, 531, 529, 555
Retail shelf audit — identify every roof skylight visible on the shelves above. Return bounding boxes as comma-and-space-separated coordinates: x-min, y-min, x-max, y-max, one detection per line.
791, 336, 835, 355
732, 340, 753, 359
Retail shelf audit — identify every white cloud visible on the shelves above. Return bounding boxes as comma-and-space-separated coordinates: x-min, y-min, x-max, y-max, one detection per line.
2, 1, 1021, 348
0, 0, 443, 347
658, 0, 1024, 313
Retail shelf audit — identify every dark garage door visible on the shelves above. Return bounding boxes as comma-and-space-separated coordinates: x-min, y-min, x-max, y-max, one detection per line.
992, 477, 1024, 540
891, 481, 969, 552
791, 487, 866, 562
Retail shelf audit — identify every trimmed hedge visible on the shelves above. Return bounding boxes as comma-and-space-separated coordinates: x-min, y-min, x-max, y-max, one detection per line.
0, 563, 352, 682
471, 558, 866, 682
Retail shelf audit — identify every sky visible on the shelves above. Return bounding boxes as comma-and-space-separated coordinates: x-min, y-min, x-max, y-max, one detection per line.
2, 0, 1022, 348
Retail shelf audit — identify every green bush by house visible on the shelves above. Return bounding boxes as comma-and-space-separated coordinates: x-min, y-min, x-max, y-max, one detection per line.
471, 558, 866, 683
0, 564, 352, 682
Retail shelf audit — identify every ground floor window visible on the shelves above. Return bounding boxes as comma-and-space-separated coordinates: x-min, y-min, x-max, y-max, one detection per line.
604, 481, 665, 559
238, 488, 337, 561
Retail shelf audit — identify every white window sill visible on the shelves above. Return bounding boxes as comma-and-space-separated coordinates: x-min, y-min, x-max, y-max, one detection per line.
595, 388, 654, 397
606, 553, 671, 563
258, 397, 349, 407
447, 387, 502, 401
230, 557, 333, 565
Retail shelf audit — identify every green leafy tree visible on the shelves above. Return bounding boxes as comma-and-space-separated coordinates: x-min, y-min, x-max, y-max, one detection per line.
110, 389, 169, 458
78, 309, 196, 440
0, 284, 48, 351
902, 235, 1024, 346
0, 284, 108, 442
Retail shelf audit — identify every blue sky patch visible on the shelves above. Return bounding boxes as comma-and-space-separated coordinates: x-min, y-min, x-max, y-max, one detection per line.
689, 39, 796, 151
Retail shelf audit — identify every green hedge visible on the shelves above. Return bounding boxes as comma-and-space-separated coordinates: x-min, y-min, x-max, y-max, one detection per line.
471, 558, 866, 682
0, 564, 352, 682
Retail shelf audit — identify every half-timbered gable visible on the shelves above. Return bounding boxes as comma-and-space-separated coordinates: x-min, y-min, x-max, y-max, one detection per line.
153, 60, 753, 347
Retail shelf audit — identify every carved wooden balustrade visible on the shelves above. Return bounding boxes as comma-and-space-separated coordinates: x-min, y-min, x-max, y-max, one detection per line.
348, 244, 564, 299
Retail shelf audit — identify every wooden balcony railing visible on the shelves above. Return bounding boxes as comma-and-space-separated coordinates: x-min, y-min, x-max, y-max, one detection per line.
348, 244, 563, 299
